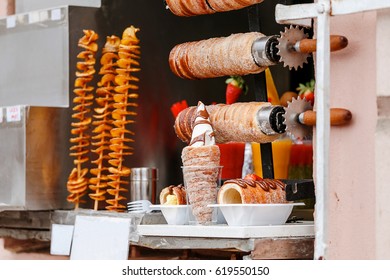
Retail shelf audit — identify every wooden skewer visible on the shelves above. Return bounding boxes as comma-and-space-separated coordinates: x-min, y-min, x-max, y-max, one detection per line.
299, 108, 352, 126
296, 35, 349, 53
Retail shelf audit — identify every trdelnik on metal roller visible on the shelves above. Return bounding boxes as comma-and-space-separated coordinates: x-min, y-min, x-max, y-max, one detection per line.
168, 25, 349, 79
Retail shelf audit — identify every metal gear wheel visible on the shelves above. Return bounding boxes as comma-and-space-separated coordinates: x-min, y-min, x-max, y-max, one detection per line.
283, 96, 313, 139
277, 25, 310, 70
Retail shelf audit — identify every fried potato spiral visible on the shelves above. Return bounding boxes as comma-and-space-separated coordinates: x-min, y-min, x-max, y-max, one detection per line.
88, 36, 120, 210
67, 30, 98, 208
106, 26, 140, 212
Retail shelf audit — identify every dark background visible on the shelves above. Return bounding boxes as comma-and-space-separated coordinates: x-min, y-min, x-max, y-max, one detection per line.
67, 0, 314, 204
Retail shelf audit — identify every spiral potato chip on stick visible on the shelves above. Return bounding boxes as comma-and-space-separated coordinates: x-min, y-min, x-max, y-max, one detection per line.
89, 36, 120, 210
67, 30, 98, 209
106, 26, 140, 212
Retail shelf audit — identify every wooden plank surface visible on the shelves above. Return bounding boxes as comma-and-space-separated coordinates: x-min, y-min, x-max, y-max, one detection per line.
133, 235, 254, 252
0, 211, 52, 229
251, 238, 314, 259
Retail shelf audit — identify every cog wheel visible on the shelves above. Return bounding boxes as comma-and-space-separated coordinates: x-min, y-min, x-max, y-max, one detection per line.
283, 96, 313, 139
277, 25, 310, 70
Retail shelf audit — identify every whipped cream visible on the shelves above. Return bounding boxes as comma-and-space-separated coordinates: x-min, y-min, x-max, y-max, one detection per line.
164, 195, 178, 205
189, 101, 215, 147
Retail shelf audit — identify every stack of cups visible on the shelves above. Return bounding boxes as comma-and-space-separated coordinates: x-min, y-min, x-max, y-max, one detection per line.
182, 165, 223, 225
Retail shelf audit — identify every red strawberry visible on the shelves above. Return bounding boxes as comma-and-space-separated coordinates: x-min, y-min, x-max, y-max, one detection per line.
244, 173, 262, 181
170, 100, 188, 118
225, 76, 248, 105
297, 79, 315, 106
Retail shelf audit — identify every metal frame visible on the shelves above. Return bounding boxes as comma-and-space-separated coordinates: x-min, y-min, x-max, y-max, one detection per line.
248, 4, 275, 179
275, 0, 390, 260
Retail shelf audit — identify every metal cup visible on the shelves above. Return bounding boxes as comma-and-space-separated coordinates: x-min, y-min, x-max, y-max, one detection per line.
130, 167, 158, 204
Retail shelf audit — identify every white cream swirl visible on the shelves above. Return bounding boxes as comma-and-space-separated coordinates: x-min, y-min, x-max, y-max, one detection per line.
189, 101, 215, 147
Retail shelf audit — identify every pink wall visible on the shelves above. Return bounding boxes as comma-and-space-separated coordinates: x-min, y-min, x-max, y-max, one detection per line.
322, 11, 377, 259
0, 0, 14, 16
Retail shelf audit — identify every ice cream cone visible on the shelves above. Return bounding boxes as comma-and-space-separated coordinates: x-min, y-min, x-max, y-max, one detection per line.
181, 101, 221, 225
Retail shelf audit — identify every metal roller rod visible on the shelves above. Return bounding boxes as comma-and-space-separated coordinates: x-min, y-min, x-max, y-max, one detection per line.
252, 35, 280, 67
247, 4, 274, 179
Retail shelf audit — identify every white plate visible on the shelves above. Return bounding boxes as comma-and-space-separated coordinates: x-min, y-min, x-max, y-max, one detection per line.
151, 205, 227, 225
137, 222, 314, 238
150, 205, 187, 209
150, 205, 190, 225
208, 203, 304, 226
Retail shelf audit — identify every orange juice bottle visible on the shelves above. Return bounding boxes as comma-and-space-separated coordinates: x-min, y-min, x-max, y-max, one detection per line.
251, 137, 293, 179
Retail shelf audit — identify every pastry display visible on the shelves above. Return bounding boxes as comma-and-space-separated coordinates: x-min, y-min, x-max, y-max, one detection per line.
181, 101, 221, 225
106, 26, 141, 212
66, 30, 98, 209
89, 35, 120, 210
159, 184, 187, 205
166, 0, 264, 17
169, 32, 266, 79
174, 102, 280, 144
165, 0, 214, 17
217, 175, 287, 204
208, 0, 264, 12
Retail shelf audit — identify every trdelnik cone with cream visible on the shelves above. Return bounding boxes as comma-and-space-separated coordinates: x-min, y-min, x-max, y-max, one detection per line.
181, 101, 221, 225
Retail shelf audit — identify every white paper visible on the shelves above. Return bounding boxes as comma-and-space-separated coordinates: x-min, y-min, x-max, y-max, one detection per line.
6, 106, 21, 122
28, 12, 40, 24
39, 10, 49, 22
70, 215, 132, 260
51, 9, 61, 21
50, 224, 74, 256
6, 16, 16, 28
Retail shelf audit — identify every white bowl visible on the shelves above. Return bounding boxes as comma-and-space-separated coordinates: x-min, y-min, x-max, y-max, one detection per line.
150, 205, 190, 225
208, 203, 304, 226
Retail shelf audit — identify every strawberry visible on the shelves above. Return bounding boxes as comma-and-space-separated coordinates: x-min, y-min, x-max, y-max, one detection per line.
170, 100, 188, 118
225, 75, 248, 105
244, 173, 262, 181
297, 79, 315, 106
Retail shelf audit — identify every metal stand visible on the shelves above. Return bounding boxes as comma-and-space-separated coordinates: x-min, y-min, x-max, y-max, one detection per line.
248, 4, 274, 179
275, 0, 390, 259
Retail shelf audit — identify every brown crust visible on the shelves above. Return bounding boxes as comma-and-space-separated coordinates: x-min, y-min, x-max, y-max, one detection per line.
166, 0, 215, 17
168, 44, 182, 78
174, 102, 279, 144
172, 186, 187, 204
181, 145, 221, 225
159, 185, 187, 205
208, 0, 264, 12
168, 32, 266, 79
166, 0, 264, 16
181, 145, 220, 167
174, 106, 197, 143
218, 178, 287, 204
176, 41, 198, 80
